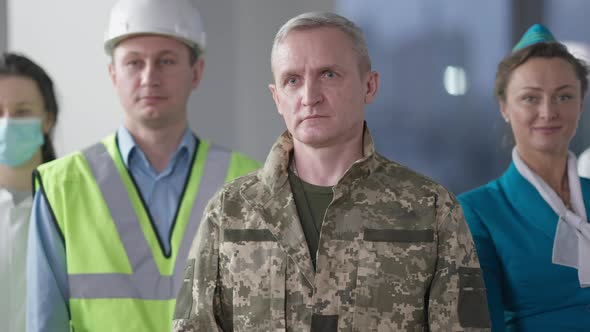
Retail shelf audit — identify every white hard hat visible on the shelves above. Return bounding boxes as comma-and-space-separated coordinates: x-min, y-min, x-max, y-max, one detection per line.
104, 0, 206, 56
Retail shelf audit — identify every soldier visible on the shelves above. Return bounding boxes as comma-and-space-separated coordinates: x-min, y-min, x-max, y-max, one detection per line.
174, 12, 490, 331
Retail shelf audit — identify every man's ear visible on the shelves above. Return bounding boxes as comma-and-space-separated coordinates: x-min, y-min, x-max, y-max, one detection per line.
108, 62, 117, 86
191, 58, 205, 89
364, 71, 379, 104
269, 83, 283, 115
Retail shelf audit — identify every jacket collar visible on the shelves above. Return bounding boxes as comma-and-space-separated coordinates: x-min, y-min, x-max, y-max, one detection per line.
253, 122, 378, 200
239, 122, 378, 286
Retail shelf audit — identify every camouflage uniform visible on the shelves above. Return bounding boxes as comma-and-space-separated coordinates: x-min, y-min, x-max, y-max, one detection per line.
174, 127, 491, 331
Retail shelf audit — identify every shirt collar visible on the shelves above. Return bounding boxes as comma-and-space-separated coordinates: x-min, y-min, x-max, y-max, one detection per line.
116, 126, 197, 168
258, 121, 376, 194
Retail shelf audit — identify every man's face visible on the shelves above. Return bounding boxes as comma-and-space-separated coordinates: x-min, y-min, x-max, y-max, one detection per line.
109, 35, 204, 130
269, 27, 378, 148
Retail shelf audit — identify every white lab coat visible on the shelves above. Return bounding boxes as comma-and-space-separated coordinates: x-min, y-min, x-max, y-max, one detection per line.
0, 187, 32, 332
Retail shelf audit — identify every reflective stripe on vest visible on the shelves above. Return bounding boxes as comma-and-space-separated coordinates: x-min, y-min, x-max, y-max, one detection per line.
68, 141, 231, 300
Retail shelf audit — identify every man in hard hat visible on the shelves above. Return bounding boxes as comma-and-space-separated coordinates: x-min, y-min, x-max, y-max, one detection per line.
173, 12, 490, 331
26, 0, 260, 331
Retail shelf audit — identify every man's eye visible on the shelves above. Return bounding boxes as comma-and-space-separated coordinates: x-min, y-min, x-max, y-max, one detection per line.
286, 77, 299, 85
160, 58, 176, 65
556, 94, 573, 102
323, 71, 336, 78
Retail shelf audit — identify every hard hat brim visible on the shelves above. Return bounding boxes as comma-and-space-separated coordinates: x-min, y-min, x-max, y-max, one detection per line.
104, 32, 203, 57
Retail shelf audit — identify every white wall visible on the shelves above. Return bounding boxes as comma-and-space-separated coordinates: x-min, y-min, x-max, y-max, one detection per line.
8, 0, 334, 161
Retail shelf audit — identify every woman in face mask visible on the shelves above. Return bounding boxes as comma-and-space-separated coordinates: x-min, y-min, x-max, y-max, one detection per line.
0, 52, 58, 332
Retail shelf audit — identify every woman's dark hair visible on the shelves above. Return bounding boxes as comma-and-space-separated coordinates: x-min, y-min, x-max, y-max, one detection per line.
0, 52, 59, 162
495, 42, 589, 102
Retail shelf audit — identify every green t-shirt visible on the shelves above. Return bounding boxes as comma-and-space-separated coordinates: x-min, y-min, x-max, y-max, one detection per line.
287, 167, 333, 270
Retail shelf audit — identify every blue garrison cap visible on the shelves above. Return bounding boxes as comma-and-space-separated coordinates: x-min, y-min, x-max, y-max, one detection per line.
512, 24, 557, 52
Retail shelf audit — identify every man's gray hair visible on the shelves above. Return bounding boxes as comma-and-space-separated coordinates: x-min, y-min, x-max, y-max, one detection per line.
271, 12, 371, 74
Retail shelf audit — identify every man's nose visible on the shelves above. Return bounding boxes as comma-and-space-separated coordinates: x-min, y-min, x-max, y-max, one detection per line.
301, 79, 323, 107
141, 63, 161, 87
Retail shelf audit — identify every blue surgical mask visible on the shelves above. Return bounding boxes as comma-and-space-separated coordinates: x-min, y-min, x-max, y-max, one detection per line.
0, 117, 44, 167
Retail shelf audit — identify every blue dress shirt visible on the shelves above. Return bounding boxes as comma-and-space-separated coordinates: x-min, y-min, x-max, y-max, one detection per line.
26, 127, 197, 332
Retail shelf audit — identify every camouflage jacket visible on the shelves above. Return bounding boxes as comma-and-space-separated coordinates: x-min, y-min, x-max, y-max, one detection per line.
173, 128, 490, 332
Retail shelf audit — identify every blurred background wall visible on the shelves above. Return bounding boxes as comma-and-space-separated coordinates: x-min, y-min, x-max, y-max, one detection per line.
338, 0, 590, 193
4, 0, 334, 162
2, 0, 590, 194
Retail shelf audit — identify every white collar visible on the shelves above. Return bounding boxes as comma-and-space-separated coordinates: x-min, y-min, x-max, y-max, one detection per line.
512, 148, 590, 287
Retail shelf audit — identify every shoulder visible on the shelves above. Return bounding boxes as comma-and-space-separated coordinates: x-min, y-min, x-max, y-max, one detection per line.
204, 170, 262, 212
457, 179, 507, 234
36, 139, 110, 185
371, 153, 457, 204
457, 179, 503, 212
364, 154, 471, 231
37, 150, 86, 179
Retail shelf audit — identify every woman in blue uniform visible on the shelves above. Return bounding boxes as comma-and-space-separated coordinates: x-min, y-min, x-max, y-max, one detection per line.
458, 24, 590, 331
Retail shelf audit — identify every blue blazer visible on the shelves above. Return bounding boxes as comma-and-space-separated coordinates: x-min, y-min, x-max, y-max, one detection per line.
459, 163, 590, 332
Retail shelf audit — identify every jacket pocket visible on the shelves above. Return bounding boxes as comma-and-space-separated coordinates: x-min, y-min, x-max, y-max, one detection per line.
220, 228, 287, 331
354, 228, 436, 330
